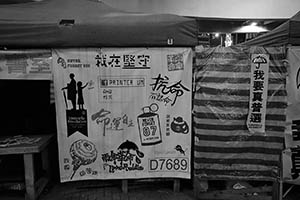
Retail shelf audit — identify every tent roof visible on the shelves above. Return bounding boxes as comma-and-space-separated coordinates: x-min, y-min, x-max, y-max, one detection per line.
242, 11, 300, 46
0, 0, 198, 48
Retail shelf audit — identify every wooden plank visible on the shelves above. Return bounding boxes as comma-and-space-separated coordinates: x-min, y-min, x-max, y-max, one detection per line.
36, 134, 55, 152
122, 180, 128, 194
42, 147, 51, 178
35, 177, 49, 197
197, 192, 272, 200
272, 180, 280, 200
194, 178, 275, 200
0, 134, 54, 155
24, 153, 35, 200
196, 176, 277, 182
173, 179, 180, 192
202, 186, 272, 195
282, 185, 294, 199
279, 180, 283, 200
197, 185, 273, 200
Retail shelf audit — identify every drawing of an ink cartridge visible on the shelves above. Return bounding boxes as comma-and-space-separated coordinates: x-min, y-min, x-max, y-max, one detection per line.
137, 103, 162, 146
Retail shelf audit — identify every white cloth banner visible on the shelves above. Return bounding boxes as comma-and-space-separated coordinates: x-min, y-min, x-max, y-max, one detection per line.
0, 50, 52, 80
247, 54, 269, 134
52, 48, 192, 182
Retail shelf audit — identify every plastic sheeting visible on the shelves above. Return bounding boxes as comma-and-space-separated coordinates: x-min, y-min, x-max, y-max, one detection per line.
193, 46, 287, 180
283, 46, 300, 184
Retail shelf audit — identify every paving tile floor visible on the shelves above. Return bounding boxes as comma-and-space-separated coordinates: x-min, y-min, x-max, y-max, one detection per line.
41, 179, 196, 200
0, 179, 196, 200
1, 179, 300, 200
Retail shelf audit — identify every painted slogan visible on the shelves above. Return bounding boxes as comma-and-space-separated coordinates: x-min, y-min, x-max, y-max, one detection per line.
52, 48, 192, 181
0, 49, 52, 80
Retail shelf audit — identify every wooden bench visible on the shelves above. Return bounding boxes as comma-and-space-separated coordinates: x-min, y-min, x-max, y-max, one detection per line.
0, 134, 54, 200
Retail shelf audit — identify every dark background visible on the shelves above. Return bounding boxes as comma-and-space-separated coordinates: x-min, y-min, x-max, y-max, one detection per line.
0, 80, 59, 184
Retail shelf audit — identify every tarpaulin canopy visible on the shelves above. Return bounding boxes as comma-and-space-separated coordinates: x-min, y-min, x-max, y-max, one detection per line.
242, 11, 300, 46
0, 0, 198, 48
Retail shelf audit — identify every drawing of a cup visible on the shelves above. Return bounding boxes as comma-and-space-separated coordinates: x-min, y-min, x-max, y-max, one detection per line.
137, 103, 162, 146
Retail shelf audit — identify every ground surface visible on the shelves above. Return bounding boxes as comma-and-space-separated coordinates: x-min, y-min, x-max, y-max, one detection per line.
0, 179, 299, 200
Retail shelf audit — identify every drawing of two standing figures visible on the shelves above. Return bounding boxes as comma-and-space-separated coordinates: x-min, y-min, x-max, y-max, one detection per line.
62, 73, 88, 110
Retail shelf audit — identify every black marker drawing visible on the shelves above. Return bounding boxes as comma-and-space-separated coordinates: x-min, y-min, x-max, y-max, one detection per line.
171, 117, 189, 134
62, 73, 77, 110
77, 81, 88, 110
91, 108, 111, 122
297, 67, 300, 89
252, 55, 267, 69
150, 74, 190, 106
167, 53, 184, 71
118, 140, 144, 159
92, 109, 134, 136
166, 114, 171, 136
149, 92, 172, 106
175, 145, 187, 155
69, 139, 98, 180
62, 73, 89, 137
101, 140, 144, 173
57, 57, 67, 68
78, 167, 98, 177
137, 103, 162, 146
87, 80, 95, 90
95, 53, 150, 69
